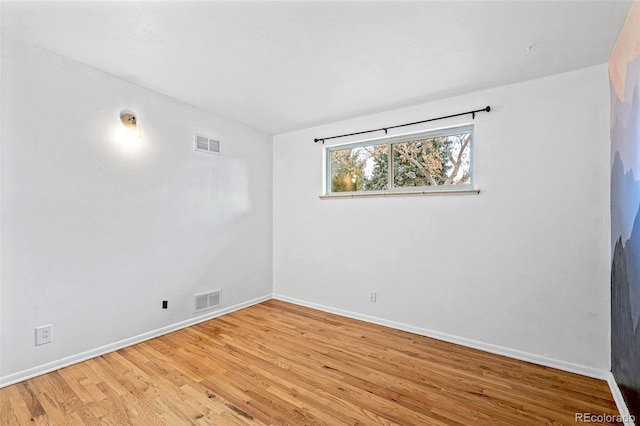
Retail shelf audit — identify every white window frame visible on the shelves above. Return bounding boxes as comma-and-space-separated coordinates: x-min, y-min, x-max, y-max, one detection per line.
322, 124, 477, 198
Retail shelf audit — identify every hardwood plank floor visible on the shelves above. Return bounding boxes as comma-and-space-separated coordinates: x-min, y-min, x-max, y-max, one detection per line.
0, 300, 622, 425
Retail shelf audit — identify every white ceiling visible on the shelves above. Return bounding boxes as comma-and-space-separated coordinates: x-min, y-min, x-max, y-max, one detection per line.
1, 1, 633, 135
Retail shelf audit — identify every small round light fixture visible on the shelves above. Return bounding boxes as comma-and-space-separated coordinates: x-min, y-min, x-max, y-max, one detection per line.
118, 110, 141, 144
120, 111, 137, 129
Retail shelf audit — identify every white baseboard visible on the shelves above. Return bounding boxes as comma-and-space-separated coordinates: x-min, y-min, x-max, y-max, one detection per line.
0, 294, 272, 389
1, 293, 618, 398
607, 373, 637, 426
273, 294, 610, 380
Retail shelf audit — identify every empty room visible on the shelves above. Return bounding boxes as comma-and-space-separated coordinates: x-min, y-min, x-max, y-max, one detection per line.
1, 0, 639, 424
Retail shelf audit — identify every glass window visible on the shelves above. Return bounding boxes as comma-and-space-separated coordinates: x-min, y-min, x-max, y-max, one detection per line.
325, 125, 473, 195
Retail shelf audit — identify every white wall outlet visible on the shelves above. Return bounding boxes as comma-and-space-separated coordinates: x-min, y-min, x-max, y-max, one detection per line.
370, 291, 377, 303
35, 325, 52, 346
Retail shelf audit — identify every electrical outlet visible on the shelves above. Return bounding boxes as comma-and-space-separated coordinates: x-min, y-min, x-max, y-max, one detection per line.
370, 291, 377, 303
35, 325, 52, 346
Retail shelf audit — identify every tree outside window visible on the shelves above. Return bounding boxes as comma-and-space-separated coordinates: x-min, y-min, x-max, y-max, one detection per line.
327, 126, 473, 194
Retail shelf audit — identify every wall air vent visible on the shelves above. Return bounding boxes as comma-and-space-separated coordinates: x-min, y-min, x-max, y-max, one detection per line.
195, 134, 221, 154
194, 290, 221, 313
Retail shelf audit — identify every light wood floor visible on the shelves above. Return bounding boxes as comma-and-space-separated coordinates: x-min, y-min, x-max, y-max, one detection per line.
0, 300, 621, 425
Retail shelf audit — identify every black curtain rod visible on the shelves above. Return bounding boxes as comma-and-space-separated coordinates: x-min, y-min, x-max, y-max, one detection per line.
314, 105, 491, 144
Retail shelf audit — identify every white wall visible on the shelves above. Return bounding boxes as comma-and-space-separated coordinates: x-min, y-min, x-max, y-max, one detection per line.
0, 36, 273, 381
0, 33, 611, 385
273, 64, 611, 373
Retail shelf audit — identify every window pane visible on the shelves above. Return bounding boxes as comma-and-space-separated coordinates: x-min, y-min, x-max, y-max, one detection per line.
392, 131, 471, 188
330, 144, 388, 192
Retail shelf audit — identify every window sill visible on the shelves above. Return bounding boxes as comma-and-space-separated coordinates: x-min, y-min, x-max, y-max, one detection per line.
319, 188, 481, 199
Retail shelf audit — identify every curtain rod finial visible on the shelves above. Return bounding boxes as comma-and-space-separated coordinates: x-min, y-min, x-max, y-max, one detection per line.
485, 106, 491, 112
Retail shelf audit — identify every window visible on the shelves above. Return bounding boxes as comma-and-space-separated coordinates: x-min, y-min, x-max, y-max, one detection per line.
324, 125, 474, 195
